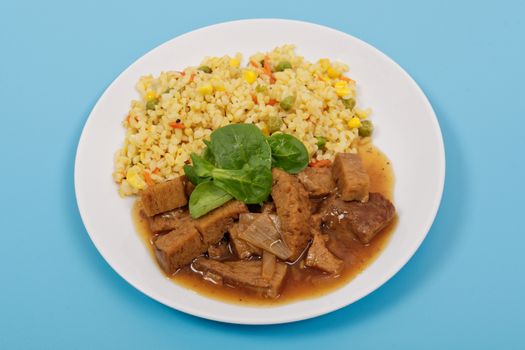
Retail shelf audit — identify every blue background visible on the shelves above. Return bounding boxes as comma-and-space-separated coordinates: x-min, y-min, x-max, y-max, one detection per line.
1, 0, 524, 348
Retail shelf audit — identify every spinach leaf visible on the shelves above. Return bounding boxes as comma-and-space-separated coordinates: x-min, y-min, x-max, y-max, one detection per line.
212, 163, 273, 204
267, 133, 309, 174
209, 124, 272, 170
183, 164, 209, 186
202, 140, 216, 165
190, 153, 215, 178
187, 125, 312, 217
189, 181, 232, 218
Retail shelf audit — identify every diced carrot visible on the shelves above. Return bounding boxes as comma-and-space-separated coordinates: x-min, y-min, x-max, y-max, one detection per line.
188, 73, 195, 83
252, 94, 258, 104
169, 122, 185, 129
340, 76, 355, 84
152, 168, 160, 174
309, 159, 332, 168
143, 171, 155, 186
263, 56, 276, 84
267, 99, 277, 106
181, 71, 186, 77
250, 60, 259, 68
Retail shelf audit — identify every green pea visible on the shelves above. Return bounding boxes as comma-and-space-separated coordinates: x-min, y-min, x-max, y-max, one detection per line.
279, 96, 295, 111
274, 60, 292, 72
198, 65, 212, 73
146, 99, 158, 110
358, 120, 374, 137
315, 136, 327, 149
255, 84, 267, 93
268, 115, 283, 133
342, 98, 356, 110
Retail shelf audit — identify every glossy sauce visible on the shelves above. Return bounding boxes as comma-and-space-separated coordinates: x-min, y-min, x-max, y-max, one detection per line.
133, 143, 396, 306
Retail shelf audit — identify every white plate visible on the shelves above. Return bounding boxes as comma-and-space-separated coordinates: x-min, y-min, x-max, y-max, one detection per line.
75, 19, 445, 324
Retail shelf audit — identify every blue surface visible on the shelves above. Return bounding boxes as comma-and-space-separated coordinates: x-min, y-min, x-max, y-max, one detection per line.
1, 0, 524, 348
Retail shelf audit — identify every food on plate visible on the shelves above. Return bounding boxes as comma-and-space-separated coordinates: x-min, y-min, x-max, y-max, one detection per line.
112, 45, 373, 197
114, 46, 396, 303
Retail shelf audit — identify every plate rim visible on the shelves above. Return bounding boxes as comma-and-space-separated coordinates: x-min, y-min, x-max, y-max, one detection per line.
74, 18, 445, 325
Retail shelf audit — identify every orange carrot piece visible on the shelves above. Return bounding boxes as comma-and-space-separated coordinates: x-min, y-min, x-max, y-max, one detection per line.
263, 56, 276, 84
249, 60, 259, 68
152, 168, 160, 174
340, 76, 355, 84
188, 73, 195, 83
309, 159, 332, 168
267, 99, 277, 106
169, 122, 185, 129
143, 171, 155, 186
252, 94, 258, 104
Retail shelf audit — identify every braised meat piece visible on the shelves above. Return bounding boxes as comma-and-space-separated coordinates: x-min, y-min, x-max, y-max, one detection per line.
271, 168, 311, 261
305, 230, 343, 274
298, 167, 336, 198
153, 223, 206, 274
141, 177, 188, 216
153, 200, 248, 274
321, 193, 395, 244
183, 178, 195, 197
147, 208, 191, 233
192, 258, 288, 298
195, 200, 248, 245
207, 239, 231, 261
331, 153, 370, 202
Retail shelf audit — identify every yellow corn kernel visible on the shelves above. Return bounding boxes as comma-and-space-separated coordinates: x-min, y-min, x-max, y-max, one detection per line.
327, 66, 340, 79
126, 169, 146, 190
318, 58, 330, 71
347, 117, 361, 129
260, 124, 269, 136
145, 91, 157, 101
334, 81, 347, 89
242, 70, 257, 84
335, 87, 351, 97
197, 83, 213, 95
356, 109, 370, 119
334, 80, 350, 97
229, 58, 240, 68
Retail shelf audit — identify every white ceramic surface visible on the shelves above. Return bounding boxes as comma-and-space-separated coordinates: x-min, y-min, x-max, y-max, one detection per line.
75, 19, 445, 324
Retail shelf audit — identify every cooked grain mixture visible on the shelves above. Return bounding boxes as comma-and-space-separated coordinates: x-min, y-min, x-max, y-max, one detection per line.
113, 45, 371, 196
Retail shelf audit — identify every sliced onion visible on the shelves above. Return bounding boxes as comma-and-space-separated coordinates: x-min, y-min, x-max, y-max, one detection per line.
268, 214, 281, 232
262, 250, 276, 279
239, 212, 258, 226
238, 213, 292, 260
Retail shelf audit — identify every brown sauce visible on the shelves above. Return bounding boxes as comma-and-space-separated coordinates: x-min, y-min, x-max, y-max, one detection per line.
132, 143, 396, 306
